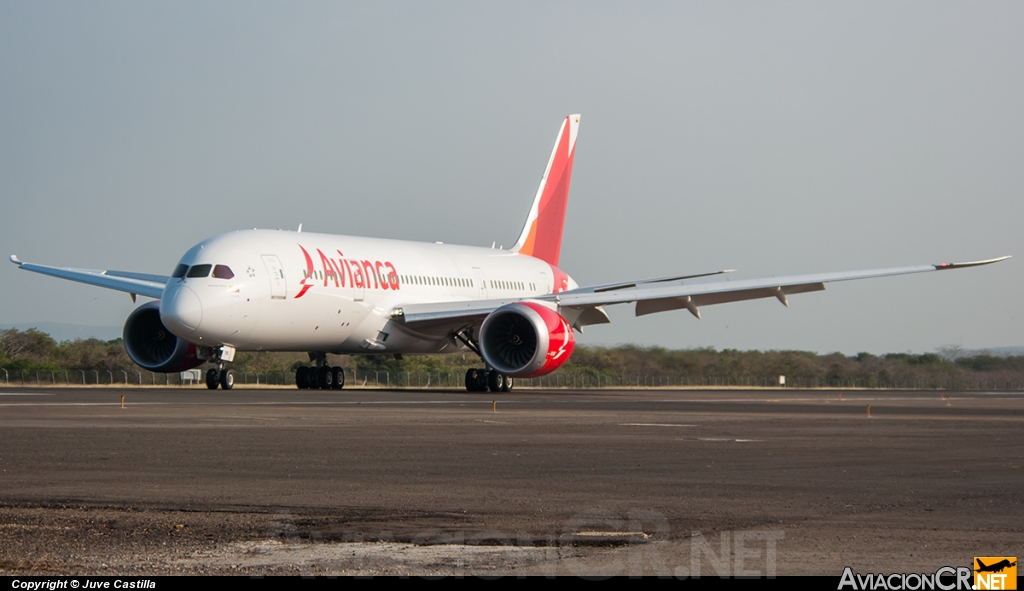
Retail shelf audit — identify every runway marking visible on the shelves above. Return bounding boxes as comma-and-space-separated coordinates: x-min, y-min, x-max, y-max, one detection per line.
621, 423, 696, 427
0, 393, 54, 396
677, 437, 762, 442
0, 400, 506, 407
656, 396, 1018, 403
1, 395, 1021, 409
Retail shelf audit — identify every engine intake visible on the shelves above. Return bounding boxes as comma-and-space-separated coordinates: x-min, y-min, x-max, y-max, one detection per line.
479, 302, 575, 378
123, 301, 202, 372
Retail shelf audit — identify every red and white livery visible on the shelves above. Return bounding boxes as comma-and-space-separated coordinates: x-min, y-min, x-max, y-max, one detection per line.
10, 115, 1010, 392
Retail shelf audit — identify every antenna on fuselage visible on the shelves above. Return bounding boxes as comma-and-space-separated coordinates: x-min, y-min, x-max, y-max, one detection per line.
298, 223, 303, 233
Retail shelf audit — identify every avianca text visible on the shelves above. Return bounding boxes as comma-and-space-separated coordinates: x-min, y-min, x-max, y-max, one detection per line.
296, 244, 400, 299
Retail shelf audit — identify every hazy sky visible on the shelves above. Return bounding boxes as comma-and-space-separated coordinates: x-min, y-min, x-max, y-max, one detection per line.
1, 2, 1020, 354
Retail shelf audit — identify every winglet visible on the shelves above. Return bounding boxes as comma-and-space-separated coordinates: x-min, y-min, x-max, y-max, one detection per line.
933, 255, 1011, 270
512, 114, 580, 266
10, 255, 21, 266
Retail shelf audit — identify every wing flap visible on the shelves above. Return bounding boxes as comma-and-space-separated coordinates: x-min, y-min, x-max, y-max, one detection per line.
636, 283, 827, 316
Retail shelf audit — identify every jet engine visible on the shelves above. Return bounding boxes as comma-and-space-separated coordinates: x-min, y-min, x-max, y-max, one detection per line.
478, 302, 575, 378
123, 301, 202, 372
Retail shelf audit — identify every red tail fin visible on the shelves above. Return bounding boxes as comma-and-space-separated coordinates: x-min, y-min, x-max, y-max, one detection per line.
512, 114, 580, 266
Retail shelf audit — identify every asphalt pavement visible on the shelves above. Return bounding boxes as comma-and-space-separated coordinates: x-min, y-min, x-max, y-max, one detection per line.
0, 386, 1020, 576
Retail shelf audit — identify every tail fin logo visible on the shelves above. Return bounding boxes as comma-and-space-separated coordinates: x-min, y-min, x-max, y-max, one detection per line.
512, 115, 580, 267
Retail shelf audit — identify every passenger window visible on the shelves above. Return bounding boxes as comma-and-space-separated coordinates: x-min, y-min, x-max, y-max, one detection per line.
212, 265, 234, 280
186, 264, 212, 278
171, 264, 188, 278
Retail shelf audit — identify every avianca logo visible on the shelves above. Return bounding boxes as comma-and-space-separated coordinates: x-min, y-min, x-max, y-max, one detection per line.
548, 316, 572, 362
295, 244, 401, 299
549, 264, 570, 293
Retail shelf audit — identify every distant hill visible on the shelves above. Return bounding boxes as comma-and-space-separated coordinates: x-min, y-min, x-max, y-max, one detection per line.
962, 347, 1024, 357
0, 322, 122, 342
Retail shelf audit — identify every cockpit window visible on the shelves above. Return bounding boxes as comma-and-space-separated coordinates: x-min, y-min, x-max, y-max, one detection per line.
212, 265, 234, 280
186, 264, 212, 278
171, 264, 188, 278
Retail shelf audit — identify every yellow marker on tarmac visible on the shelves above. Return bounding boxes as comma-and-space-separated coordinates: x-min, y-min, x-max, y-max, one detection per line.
120, 395, 124, 409
866, 405, 871, 417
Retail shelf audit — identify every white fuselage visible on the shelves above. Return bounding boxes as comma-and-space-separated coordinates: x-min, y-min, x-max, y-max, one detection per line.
159, 229, 576, 354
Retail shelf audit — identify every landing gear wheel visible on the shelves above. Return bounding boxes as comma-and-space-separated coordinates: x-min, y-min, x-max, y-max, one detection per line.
296, 366, 310, 389
465, 369, 481, 392
206, 369, 220, 390
487, 370, 506, 393
331, 367, 345, 390
502, 376, 513, 392
219, 368, 234, 390
317, 366, 333, 390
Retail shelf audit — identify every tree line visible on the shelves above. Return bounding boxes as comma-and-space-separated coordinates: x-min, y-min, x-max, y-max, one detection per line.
1, 327, 1022, 387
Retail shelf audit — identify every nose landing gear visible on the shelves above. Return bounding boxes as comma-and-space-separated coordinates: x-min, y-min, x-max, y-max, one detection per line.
204, 347, 236, 390
205, 367, 235, 390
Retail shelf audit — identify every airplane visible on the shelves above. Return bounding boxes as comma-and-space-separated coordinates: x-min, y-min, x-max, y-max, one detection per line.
976, 559, 1016, 574
9, 115, 1010, 392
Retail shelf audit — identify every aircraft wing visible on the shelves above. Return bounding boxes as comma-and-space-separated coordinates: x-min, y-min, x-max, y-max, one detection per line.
393, 256, 1010, 333
9, 255, 168, 299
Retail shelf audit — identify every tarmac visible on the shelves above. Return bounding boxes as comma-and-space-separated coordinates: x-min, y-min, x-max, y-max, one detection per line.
0, 386, 1021, 576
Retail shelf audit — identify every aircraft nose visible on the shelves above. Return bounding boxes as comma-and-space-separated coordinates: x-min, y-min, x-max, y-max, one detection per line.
160, 286, 203, 336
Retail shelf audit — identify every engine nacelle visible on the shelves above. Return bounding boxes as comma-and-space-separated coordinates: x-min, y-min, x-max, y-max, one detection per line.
123, 301, 202, 373
479, 302, 575, 378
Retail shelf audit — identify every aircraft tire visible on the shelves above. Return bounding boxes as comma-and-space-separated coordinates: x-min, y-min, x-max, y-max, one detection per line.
502, 376, 513, 392
206, 369, 219, 390
318, 366, 332, 390
331, 367, 344, 390
219, 369, 234, 390
487, 370, 506, 393
296, 366, 309, 389
465, 369, 480, 392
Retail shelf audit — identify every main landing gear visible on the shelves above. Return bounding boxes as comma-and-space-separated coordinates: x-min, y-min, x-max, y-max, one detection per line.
453, 328, 513, 393
295, 352, 345, 390
296, 365, 345, 390
465, 368, 513, 393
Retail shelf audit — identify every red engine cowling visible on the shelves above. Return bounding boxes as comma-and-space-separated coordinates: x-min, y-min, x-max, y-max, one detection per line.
478, 302, 575, 378
123, 301, 203, 373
